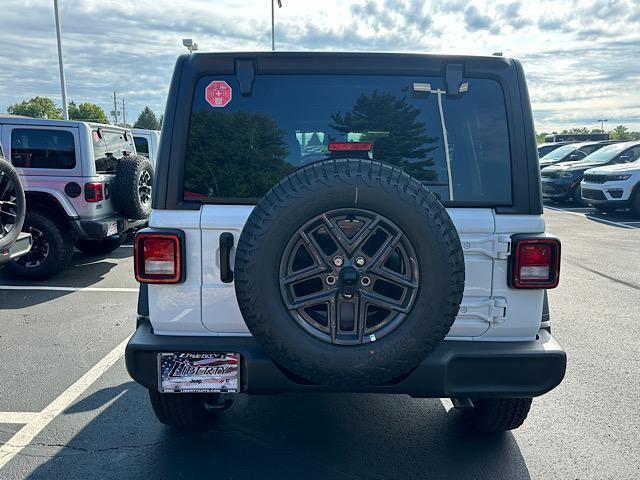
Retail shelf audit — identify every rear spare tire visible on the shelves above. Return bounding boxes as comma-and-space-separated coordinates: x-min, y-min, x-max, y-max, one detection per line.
113, 155, 153, 220
0, 156, 26, 251
235, 159, 465, 386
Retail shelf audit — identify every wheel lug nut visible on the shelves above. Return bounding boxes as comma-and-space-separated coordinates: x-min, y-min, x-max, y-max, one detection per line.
326, 275, 336, 285
355, 256, 365, 267
333, 256, 344, 267
361, 276, 371, 286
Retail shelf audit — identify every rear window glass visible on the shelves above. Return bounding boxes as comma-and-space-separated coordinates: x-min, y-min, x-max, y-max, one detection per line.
93, 129, 135, 173
184, 75, 512, 204
11, 129, 76, 169
134, 136, 149, 156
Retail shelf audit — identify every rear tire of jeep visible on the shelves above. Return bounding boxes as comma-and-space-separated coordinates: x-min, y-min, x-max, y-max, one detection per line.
5, 211, 73, 280
75, 236, 126, 256
235, 159, 465, 387
113, 155, 153, 220
0, 156, 26, 251
463, 398, 532, 432
148, 389, 221, 429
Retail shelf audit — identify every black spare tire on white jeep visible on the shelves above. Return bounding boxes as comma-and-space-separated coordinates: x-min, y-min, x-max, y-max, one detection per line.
113, 154, 153, 220
0, 155, 26, 251
235, 159, 465, 386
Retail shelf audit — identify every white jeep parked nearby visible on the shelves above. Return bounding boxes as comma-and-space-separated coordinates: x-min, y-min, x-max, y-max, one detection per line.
126, 52, 566, 433
0, 115, 154, 279
132, 128, 160, 169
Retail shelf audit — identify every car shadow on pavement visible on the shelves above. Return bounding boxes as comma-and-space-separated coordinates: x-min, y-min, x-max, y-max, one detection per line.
25, 382, 531, 480
0, 250, 132, 309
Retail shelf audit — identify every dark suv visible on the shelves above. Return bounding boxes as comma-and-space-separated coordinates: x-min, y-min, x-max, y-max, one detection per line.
126, 52, 566, 433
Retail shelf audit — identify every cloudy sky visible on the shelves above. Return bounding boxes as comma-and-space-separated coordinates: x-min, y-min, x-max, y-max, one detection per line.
0, 0, 639, 132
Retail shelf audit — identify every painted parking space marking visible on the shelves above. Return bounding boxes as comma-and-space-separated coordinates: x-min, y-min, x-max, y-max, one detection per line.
544, 205, 640, 229
439, 398, 454, 412
0, 285, 138, 293
0, 412, 40, 424
0, 334, 131, 471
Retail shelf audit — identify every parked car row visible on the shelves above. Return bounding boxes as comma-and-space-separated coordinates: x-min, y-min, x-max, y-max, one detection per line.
539, 139, 640, 216
0, 114, 158, 278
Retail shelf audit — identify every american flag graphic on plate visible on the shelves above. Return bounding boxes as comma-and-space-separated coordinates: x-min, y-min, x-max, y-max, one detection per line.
159, 353, 239, 393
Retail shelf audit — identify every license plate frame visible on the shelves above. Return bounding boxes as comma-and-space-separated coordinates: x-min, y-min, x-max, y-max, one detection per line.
158, 352, 240, 393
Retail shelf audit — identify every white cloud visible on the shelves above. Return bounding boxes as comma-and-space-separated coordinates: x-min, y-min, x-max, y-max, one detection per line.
0, 0, 638, 132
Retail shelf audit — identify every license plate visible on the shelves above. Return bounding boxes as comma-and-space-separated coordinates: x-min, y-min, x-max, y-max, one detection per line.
107, 221, 118, 236
158, 353, 240, 393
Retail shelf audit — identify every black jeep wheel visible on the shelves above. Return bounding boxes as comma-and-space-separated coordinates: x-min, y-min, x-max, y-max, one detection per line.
148, 389, 221, 428
113, 155, 153, 220
75, 236, 126, 256
0, 156, 26, 251
5, 211, 73, 280
235, 159, 465, 386
463, 398, 532, 432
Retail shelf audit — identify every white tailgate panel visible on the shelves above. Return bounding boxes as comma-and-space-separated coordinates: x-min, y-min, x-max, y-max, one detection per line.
480, 214, 546, 341
151, 206, 545, 341
148, 210, 207, 335
201, 205, 253, 335
446, 208, 494, 338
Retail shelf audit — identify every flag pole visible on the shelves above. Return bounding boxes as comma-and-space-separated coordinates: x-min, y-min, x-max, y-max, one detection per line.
53, 0, 69, 120
271, 0, 275, 51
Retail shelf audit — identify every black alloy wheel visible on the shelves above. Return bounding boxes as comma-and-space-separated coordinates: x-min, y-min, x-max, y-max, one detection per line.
279, 208, 419, 345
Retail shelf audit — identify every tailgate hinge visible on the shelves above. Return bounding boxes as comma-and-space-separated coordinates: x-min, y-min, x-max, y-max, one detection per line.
461, 234, 511, 259
458, 297, 507, 324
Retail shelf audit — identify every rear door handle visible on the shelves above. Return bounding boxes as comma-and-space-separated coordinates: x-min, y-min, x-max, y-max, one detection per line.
219, 232, 234, 283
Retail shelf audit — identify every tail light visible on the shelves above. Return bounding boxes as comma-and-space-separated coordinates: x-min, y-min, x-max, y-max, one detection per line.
328, 142, 372, 152
509, 237, 561, 289
134, 232, 184, 284
85, 183, 104, 202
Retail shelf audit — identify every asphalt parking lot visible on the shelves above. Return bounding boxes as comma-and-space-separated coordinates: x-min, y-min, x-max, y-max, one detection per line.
0, 205, 639, 480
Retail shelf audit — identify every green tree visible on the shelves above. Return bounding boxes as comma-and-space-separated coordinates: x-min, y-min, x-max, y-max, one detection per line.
68, 101, 109, 123
610, 125, 633, 141
560, 127, 590, 135
185, 110, 293, 198
330, 90, 438, 181
536, 132, 549, 144
7, 96, 62, 119
133, 106, 161, 130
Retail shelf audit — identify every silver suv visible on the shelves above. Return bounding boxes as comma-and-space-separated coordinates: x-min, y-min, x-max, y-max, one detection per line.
0, 115, 153, 279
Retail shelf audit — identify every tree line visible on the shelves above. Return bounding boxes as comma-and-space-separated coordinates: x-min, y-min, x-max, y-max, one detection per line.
536, 126, 640, 143
5, 96, 162, 130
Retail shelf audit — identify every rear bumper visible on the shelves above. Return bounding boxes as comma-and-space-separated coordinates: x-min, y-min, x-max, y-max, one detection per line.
72, 216, 147, 240
0, 232, 32, 266
126, 319, 567, 398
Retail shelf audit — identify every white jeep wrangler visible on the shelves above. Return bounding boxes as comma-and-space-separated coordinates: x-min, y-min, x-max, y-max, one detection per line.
126, 52, 566, 432
0, 115, 153, 279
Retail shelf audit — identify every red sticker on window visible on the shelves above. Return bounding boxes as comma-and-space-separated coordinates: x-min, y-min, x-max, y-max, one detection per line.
205, 81, 232, 108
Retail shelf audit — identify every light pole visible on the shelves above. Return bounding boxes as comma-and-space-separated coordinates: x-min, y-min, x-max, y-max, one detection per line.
597, 119, 608, 132
53, 0, 68, 120
271, 0, 275, 51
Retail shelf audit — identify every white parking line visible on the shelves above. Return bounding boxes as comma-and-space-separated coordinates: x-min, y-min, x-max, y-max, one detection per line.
439, 398, 454, 412
0, 285, 138, 293
0, 334, 132, 471
545, 206, 640, 229
0, 412, 40, 424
